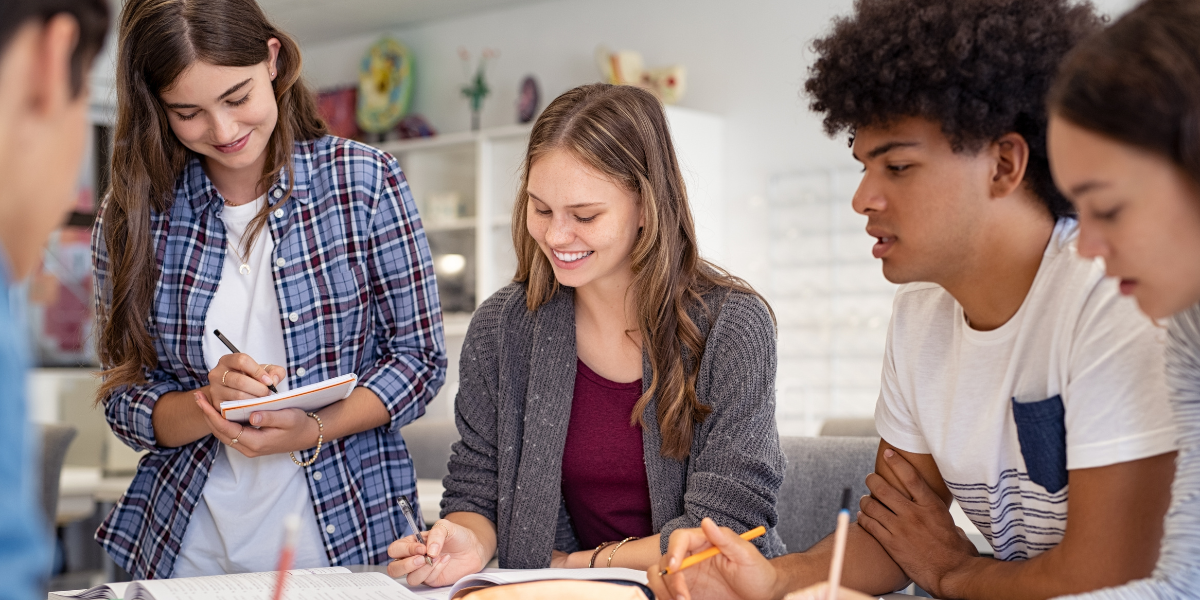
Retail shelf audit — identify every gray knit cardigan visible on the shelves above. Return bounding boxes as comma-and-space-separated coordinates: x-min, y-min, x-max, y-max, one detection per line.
440, 282, 787, 568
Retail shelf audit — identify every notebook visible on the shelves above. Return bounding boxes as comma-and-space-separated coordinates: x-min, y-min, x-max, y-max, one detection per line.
48, 567, 425, 600
220, 373, 357, 423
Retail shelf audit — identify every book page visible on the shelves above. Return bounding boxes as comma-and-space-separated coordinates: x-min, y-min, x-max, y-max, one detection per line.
130, 571, 424, 600
48, 582, 131, 600
446, 567, 649, 597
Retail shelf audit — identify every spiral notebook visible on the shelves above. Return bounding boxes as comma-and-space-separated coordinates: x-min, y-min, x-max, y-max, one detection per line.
220, 373, 357, 423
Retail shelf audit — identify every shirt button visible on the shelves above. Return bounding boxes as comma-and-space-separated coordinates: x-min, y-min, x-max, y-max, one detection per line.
326, 524, 336, 534
289, 312, 299, 322
312, 470, 322, 480
275, 257, 286, 267
273, 188, 283, 199
274, 208, 284, 218
297, 367, 307, 377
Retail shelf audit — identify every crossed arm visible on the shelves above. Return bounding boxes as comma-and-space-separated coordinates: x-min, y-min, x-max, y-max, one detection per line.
650, 439, 1175, 600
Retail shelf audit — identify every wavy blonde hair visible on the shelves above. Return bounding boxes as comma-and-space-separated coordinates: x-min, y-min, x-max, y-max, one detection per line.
513, 84, 772, 460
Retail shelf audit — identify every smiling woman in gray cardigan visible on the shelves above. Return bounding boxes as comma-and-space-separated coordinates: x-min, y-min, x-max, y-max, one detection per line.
388, 83, 785, 584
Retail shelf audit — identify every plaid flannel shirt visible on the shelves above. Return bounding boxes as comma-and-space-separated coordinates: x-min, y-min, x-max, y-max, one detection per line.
92, 135, 446, 578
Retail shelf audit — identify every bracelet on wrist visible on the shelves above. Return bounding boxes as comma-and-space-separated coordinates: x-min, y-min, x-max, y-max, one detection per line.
606, 536, 639, 568
588, 541, 615, 568
290, 411, 324, 467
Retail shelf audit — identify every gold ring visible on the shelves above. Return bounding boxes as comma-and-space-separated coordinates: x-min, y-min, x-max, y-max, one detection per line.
231, 424, 244, 444
221, 369, 230, 386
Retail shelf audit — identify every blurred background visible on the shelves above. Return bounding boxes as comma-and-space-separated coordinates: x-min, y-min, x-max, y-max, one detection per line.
37, 0, 1138, 586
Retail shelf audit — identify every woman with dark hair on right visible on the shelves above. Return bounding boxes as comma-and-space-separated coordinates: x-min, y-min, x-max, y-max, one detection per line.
387, 83, 786, 585
1047, 0, 1200, 597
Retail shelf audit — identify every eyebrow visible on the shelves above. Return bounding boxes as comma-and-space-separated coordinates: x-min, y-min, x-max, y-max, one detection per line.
164, 78, 253, 110
528, 192, 602, 209
1068, 180, 1111, 197
852, 141, 921, 162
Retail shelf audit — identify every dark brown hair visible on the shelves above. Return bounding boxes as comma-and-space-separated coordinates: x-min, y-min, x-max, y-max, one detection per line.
0, 0, 110, 97
97, 0, 326, 402
1050, 0, 1200, 185
513, 83, 773, 460
804, 0, 1105, 219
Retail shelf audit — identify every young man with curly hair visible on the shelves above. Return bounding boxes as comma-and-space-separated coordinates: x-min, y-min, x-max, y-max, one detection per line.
648, 1, 1178, 599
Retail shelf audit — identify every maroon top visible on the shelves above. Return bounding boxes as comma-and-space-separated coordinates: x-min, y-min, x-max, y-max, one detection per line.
560, 359, 654, 549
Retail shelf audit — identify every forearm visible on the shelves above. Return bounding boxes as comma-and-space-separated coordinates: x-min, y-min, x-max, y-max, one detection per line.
151, 387, 211, 448
773, 525, 909, 598
562, 534, 664, 569
943, 548, 1145, 600
314, 387, 391, 440
445, 511, 498, 563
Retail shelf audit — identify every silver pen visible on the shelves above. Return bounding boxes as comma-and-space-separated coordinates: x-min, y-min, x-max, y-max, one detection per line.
398, 496, 434, 566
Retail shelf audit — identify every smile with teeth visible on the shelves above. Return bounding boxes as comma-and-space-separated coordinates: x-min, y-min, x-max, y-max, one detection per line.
877, 237, 893, 243
553, 250, 593, 263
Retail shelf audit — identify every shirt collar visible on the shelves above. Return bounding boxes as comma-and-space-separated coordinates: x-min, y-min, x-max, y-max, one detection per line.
180, 139, 317, 214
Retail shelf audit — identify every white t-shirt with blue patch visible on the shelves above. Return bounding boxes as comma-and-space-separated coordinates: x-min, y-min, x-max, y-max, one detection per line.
874, 218, 1176, 560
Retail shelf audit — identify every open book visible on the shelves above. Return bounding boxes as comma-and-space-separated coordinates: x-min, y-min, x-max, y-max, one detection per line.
49, 567, 425, 600
220, 373, 357, 423
425, 568, 650, 600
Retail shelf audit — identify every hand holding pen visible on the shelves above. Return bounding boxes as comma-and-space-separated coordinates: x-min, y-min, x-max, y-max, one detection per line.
386, 511, 487, 588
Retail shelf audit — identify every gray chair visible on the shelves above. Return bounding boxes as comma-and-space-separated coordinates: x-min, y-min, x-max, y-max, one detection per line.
400, 419, 459, 481
776, 435, 879, 553
818, 418, 879, 438
39, 423, 77, 529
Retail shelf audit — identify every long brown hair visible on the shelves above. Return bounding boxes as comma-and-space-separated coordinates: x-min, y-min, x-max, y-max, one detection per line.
513, 84, 773, 460
97, 0, 326, 402
1049, 0, 1200, 185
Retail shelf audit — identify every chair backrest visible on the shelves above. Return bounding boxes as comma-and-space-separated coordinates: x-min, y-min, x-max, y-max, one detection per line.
39, 423, 77, 528
776, 436, 879, 553
400, 419, 459, 481
818, 418, 879, 438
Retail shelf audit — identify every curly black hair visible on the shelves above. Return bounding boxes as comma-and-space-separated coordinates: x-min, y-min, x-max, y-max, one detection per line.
804, 0, 1105, 218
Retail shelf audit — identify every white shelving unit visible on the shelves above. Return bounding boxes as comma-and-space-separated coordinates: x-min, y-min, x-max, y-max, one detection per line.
377, 124, 532, 314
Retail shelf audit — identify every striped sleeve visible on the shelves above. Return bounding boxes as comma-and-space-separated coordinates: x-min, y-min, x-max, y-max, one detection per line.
1055, 303, 1200, 599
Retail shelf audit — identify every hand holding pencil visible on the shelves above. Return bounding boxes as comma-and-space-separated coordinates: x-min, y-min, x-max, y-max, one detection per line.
648, 518, 782, 600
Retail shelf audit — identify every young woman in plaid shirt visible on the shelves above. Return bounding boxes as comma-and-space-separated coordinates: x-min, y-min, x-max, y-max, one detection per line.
92, 0, 446, 577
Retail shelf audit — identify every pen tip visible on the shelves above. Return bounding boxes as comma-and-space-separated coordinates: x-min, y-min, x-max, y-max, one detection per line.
659, 569, 669, 576
840, 487, 852, 511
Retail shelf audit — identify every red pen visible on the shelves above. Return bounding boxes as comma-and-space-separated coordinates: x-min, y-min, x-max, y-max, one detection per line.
272, 514, 301, 600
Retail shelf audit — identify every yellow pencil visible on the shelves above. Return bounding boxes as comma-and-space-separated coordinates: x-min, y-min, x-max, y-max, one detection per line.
659, 526, 767, 576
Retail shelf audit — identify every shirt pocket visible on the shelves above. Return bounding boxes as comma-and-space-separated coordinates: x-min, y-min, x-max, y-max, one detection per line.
1011, 394, 1068, 493
316, 262, 369, 347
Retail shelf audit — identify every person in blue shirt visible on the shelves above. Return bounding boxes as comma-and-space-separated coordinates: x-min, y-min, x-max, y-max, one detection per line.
0, 0, 109, 596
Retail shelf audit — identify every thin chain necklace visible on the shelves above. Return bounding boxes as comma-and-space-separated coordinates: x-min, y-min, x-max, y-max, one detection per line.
227, 239, 252, 275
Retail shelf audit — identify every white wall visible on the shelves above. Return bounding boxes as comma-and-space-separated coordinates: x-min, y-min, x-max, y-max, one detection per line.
301, 0, 1138, 285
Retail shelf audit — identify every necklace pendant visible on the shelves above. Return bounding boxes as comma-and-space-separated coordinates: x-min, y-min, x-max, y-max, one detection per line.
239, 263, 251, 275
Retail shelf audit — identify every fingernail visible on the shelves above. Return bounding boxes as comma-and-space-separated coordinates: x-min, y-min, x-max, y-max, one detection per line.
884, 449, 895, 458
857, 510, 864, 519
251, 414, 262, 425
670, 557, 679, 568
413, 557, 424, 567
440, 554, 450, 564
262, 375, 272, 384
429, 544, 439, 555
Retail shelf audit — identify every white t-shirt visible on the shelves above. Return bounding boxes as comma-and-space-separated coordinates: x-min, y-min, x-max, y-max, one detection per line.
173, 196, 330, 576
875, 218, 1176, 561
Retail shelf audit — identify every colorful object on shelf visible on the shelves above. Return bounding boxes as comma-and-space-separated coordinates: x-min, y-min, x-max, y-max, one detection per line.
595, 45, 687, 105
317, 86, 360, 140
459, 47, 497, 131
357, 36, 414, 134
31, 227, 96, 366
517, 75, 540, 124
398, 114, 437, 139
